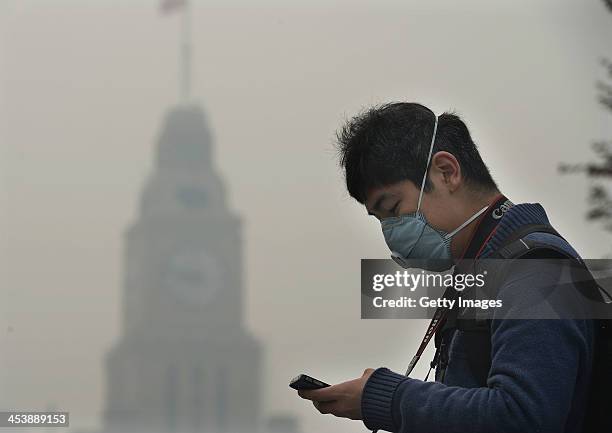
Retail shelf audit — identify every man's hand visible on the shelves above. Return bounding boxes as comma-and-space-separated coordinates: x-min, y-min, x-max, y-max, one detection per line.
296, 369, 375, 420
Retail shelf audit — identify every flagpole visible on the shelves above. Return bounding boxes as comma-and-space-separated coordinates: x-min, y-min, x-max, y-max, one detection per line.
180, 0, 191, 103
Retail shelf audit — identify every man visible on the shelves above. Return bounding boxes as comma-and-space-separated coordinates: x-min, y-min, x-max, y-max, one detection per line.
296, 103, 594, 433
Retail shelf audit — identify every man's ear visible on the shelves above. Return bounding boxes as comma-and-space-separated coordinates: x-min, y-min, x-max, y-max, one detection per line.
430, 151, 461, 192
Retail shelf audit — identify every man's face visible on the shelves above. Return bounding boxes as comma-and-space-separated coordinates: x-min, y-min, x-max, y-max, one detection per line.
364, 151, 468, 234
364, 179, 459, 235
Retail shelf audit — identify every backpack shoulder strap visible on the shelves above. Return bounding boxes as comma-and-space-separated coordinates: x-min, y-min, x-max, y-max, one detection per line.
455, 224, 580, 332
491, 223, 568, 260
489, 225, 610, 302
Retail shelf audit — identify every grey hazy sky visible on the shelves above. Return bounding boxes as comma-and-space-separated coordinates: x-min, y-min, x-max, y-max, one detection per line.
1, 1, 611, 433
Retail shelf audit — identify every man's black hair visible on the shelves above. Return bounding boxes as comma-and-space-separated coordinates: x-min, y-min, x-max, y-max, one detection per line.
336, 102, 499, 204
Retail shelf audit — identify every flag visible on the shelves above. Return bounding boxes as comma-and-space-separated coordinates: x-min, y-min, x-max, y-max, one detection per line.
160, 0, 185, 14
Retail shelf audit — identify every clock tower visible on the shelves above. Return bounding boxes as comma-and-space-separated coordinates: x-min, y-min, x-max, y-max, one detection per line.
102, 105, 262, 433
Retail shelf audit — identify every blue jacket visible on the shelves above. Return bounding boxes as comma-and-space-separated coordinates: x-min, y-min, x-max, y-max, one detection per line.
361, 203, 595, 433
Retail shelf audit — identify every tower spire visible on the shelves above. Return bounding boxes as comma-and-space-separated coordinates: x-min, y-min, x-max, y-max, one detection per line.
180, 0, 191, 102
160, 0, 192, 104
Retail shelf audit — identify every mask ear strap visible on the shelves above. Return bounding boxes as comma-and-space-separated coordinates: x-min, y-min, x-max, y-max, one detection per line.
416, 115, 438, 213
446, 205, 489, 239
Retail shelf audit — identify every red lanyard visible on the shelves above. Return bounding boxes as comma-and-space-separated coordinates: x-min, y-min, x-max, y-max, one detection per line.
403, 289, 456, 376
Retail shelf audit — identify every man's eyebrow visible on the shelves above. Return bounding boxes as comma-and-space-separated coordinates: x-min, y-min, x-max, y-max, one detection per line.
367, 193, 390, 216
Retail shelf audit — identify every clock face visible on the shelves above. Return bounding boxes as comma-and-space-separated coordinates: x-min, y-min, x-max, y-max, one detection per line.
162, 249, 222, 305
176, 186, 207, 209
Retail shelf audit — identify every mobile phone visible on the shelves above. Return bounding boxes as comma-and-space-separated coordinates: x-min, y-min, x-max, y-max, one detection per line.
289, 374, 330, 390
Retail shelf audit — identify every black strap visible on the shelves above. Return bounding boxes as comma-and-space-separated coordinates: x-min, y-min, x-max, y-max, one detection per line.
496, 236, 609, 303
461, 195, 512, 259
424, 196, 511, 381
432, 196, 511, 349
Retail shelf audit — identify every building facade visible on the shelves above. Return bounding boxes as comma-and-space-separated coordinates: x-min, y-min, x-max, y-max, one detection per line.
103, 105, 261, 433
